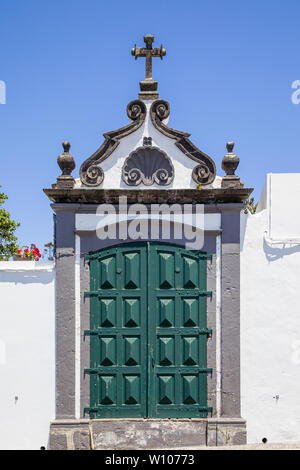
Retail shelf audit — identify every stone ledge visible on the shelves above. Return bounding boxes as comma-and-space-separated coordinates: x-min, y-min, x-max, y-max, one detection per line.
44, 188, 253, 205
49, 418, 247, 450
91, 419, 207, 450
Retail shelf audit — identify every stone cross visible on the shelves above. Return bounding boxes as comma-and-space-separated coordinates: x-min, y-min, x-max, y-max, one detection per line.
131, 34, 166, 100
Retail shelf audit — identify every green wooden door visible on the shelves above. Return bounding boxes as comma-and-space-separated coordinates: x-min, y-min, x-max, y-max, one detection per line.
84, 242, 212, 419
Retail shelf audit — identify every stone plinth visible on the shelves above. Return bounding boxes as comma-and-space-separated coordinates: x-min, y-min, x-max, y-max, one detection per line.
49, 418, 246, 450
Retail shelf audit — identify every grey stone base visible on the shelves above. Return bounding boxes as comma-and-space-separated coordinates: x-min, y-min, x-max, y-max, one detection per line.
91, 419, 207, 450
207, 418, 247, 446
49, 420, 90, 450
49, 418, 246, 450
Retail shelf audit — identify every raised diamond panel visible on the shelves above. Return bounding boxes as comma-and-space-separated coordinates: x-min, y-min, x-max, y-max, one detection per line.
99, 298, 116, 327
182, 297, 198, 327
99, 375, 116, 405
182, 375, 198, 404
99, 256, 116, 289
183, 256, 198, 288
158, 375, 175, 404
124, 252, 140, 289
99, 337, 116, 366
182, 336, 198, 366
158, 298, 175, 327
124, 336, 140, 366
123, 375, 140, 405
158, 337, 175, 366
124, 298, 140, 327
158, 252, 175, 289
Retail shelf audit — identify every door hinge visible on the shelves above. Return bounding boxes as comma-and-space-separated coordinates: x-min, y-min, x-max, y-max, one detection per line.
200, 367, 213, 376
84, 407, 98, 416
84, 330, 99, 337
84, 368, 98, 375
199, 328, 213, 337
84, 290, 99, 297
198, 254, 213, 261
199, 406, 213, 415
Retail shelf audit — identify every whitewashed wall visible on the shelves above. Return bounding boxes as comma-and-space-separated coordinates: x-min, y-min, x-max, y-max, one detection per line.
0, 261, 55, 450
241, 173, 300, 444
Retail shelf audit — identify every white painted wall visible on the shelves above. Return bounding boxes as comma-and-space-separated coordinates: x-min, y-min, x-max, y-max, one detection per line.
241, 173, 300, 443
0, 261, 55, 450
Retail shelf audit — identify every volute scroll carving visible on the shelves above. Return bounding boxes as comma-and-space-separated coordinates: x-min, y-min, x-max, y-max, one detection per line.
150, 100, 216, 186
80, 100, 147, 187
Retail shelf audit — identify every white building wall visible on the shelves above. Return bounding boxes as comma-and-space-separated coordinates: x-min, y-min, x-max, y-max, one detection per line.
241, 173, 300, 443
0, 262, 55, 450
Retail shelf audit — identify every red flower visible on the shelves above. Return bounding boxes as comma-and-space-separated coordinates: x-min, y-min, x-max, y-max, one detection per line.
38, 253, 41, 258
24, 249, 28, 253
17, 249, 21, 254
35, 257, 39, 261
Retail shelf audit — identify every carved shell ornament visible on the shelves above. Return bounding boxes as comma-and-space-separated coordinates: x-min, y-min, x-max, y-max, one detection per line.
79, 100, 147, 186
122, 143, 174, 186
150, 100, 216, 185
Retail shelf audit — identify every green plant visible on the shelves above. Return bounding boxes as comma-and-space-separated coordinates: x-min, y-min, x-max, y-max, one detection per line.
246, 197, 258, 214
43, 242, 54, 260
0, 187, 20, 260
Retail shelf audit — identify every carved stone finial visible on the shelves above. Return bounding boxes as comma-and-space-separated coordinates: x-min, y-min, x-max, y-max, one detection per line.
226, 141, 235, 153
221, 141, 240, 188
56, 141, 75, 189
62, 141, 71, 153
131, 34, 166, 100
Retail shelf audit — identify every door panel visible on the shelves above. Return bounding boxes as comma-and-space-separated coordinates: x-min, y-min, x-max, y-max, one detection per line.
85, 242, 212, 419
148, 244, 211, 418
87, 245, 147, 418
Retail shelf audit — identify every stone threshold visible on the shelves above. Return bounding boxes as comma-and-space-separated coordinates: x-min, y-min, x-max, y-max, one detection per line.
49, 417, 247, 450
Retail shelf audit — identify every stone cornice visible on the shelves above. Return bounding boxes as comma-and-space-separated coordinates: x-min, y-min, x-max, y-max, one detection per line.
44, 187, 253, 205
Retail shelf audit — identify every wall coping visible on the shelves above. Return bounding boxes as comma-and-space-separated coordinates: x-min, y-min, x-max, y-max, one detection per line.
0, 261, 55, 272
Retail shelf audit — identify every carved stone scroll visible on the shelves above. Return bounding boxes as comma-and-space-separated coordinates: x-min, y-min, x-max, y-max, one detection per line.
80, 100, 147, 187
150, 100, 216, 186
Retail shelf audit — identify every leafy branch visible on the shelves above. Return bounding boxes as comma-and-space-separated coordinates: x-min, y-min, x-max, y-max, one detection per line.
0, 187, 20, 260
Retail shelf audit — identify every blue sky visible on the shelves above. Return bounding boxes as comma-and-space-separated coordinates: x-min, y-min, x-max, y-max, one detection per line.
0, 0, 300, 250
